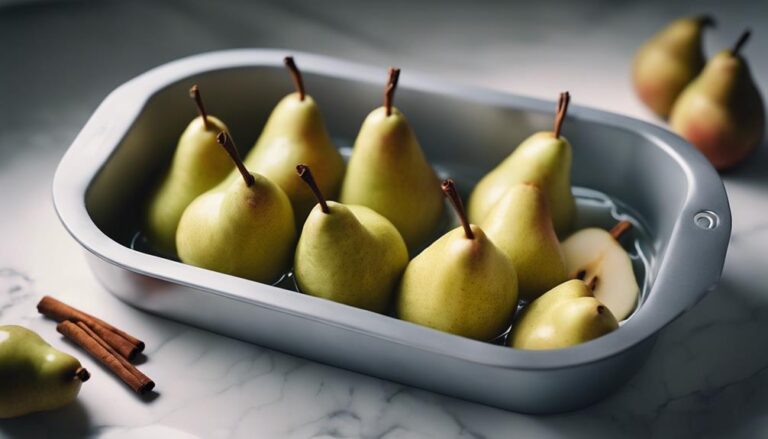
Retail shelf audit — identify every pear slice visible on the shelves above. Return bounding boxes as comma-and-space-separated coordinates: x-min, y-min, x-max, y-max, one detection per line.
561, 221, 639, 320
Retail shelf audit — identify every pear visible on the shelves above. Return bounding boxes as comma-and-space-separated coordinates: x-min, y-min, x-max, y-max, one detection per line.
669, 30, 766, 170
468, 92, 575, 237
632, 16, 714, 118
339, 67, 444, 252
145, 85, 233, 256
397, 180, 518, 341
562, 221, 640, 321
294, 165, 409, 312
481, 183, 566, 301
176, 132, 296, 283
0, 325, 90, 418
509, 279, 618, 350
242, 56, 345, 222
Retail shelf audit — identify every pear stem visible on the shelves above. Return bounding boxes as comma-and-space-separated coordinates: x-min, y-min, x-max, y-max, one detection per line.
296, 164, 329, 213
609, 220, 632, 241
732, 29, 751, 56
189, 85, 210, 130
384, 67, 401, 117
216, 131, 255, 187
284, 56, 305, 101
442, 179, 474, 239
75, 367, 91, 382
553, 91, 571, 139
697, 15, 716, 28
587, 276, 599, 291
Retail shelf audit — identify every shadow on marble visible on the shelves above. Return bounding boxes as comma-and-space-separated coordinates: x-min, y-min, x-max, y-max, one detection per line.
0, 399, 91, 438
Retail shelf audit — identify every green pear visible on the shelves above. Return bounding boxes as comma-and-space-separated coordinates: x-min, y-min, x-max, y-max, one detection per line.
339, 68, 444, 252
241, 57, 345, 223
146, 85, 233, 256
397, 180, 518, 341
481, 183, 566, 301
562, 221, 640, 320
0, 325, 90, 418
176, 132, 296, 283
670, 30, 765, 170
468, 92, 575, 237
509, 279, 618, 350
632, 16, 714, 118
294, 165, 408, 312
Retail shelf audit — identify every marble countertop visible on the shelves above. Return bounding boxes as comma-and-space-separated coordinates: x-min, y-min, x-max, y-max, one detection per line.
1, 1, 767, 437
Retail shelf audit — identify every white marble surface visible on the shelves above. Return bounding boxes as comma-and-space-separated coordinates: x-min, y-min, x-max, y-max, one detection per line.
1, 0, 768, 437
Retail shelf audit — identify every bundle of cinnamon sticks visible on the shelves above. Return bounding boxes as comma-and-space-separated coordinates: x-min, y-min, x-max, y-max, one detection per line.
38, 296, 155, 394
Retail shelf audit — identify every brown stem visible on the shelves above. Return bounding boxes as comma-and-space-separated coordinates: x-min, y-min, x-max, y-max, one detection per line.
284, 56, 305, 101
37, 296, 144, 354
189, 85, 210, 130
575, 270, 587, 281
296, 164, 329, 213
216, 132, 255, 187
384, 67, 401, 116
442, 179, 474, 239
587, 276, 599, 291
609, 220, 632, 241
696, 15, 716, 28
732, 29, 751, 56
553, 91, 571, 139
75, 367, 91, 382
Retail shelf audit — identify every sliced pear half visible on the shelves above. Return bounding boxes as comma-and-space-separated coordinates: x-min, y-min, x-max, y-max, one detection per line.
562, 221, 639, 320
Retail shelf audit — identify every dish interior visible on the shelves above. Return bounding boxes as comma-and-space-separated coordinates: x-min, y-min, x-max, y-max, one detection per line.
85, 64, 684, 340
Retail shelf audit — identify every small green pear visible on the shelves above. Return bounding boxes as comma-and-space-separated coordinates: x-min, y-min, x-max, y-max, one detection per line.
146, 85, 233, 256
468, 92, 575, 237
241, 57, 345, 223
397, 180, 518, 341
632, 16, 714, 118
176, 132, 296, 283
294, 165, 409, 312
509, 279, 618, 350
669, 30, 765, 170
0, 325, 90, 418
339, 68, 444, 252
481, 183, 566, 301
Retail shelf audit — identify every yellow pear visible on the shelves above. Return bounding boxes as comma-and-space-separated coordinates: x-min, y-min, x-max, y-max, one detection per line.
468, 92, 575, 237
509, 279, 618, 350
669, 30, 765, 170
145, 85, 233, 256
176, 132, 296, 283
397, 180, 518, 341
294, 165, 408, 312
339, 68, 444, 252
242, 56, 345, 222
632, 16, 714, 118
481, 183, 566, 301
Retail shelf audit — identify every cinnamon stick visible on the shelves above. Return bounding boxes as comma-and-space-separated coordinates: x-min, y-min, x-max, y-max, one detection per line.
75, 322, 154, 392
57, 321, 154, 395
38, 296, 144, 358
